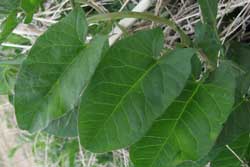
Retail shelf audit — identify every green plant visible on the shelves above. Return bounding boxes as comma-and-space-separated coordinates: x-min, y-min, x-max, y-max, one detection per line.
0, 1, 250, 167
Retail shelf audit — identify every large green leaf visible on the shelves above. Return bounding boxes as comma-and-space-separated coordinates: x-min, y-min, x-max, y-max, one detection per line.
130, 61, 236, 167
216, 42, 250, 143
198, 0, 218, 26
78, 29, 195, 153
0, 11, 20, 44
14, 8, 107, 132
201, 41, 250, 166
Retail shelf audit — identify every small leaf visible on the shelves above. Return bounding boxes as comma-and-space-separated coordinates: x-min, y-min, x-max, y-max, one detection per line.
198, 0, 218, 26
8, 145, 21, 158
78, 29, 195, 152
215, 95, 250, 148
130, 61, 236, 167
21, 0, 42, 23
96, 152, 113, 164
0, 11, 20, 44
6, 33, 30, 45
14, 8, 107, 132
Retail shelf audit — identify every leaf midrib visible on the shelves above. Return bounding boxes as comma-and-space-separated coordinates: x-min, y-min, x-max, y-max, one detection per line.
149, 82, 202, 167
42, 47, 84, 99
89, 59, 160, 145
21, 13, 85, 101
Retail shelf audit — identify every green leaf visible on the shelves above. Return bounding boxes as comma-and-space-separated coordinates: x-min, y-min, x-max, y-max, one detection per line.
201, 41, 250, 166
8, 145, 21, 158
177, 161, 200, 167
5, 33, 30, 45
21, 0, 42, 23
214, 98, 250, 148
0, 0, 20, 14
226, 41, 250, 72
130, 61, 236, 167
198, 0, 218, 26
202, 100, 250, 166
0, 11, 20, 44
217, 42, 250, 145
78, 29, 195, 152
194, 22, 221, 65
211, 134, 250, 167
44, 108, 78, 137
64, 140, 79, 167
14, 8, 107, 132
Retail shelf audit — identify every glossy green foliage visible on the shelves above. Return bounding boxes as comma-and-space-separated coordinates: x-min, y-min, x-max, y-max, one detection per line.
0, 0, 21, 43
0, 11, 19, 44
0, 0, 42, 43
202, 42, 250, 166
130, 62, 236, 167
78, 29, 195, 152
21, 0, 42, 23
14, 8, 107, 132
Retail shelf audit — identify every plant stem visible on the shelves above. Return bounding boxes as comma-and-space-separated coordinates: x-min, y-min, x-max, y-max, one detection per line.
87, 12, 191, 47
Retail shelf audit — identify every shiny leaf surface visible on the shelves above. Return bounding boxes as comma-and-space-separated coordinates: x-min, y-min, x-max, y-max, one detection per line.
78, 29, 195, 152
0, 11, 19, 44
14, 8, 107, 132
130, 61, 236, 167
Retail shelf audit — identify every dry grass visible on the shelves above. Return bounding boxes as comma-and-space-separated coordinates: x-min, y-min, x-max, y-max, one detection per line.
0, 0, 250, 166
0, 96, 34, 167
